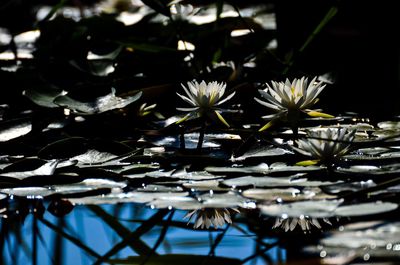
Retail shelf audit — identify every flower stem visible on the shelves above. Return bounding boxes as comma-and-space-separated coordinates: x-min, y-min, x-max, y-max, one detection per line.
197, 122, 206, 151
292, 125, 299, 147
179, 125, 185, 150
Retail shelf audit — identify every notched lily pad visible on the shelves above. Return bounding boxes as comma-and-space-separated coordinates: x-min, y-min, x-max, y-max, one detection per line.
53, 88, 142, 115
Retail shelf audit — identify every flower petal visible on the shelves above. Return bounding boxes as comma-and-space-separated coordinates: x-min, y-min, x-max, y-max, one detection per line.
214, 110, 230, 128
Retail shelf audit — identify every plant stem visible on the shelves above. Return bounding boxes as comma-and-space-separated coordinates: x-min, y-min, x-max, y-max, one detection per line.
197, 122, 206, 151
179, 125, 186, 150
283, 5, 338, 75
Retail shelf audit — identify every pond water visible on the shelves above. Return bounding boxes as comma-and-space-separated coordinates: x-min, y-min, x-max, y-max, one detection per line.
2, 117, 400, 265
1, 1, 400, 264
1, 203, 284, 265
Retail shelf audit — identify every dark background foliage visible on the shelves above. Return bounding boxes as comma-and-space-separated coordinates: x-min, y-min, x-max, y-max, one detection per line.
1, 0, 399, 124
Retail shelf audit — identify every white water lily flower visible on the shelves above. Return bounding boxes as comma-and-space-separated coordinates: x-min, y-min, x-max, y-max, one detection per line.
255, 77, 332, 131
177, 80, 235, 127
273, 216, 332, 232
294, 128, 356, 163
184, 208, 239, 229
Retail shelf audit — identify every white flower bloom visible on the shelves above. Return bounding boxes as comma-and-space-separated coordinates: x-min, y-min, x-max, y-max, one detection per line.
177, 80, 235, 127
294, 128, 356, 162
255, 77, 332, 129
273, 216, 332, 232
184, 208, 238, 229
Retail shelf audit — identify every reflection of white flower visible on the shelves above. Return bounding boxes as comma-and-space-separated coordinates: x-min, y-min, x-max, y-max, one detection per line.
273, 216, 331, 232
294, 128, 356, 162
184, 208, 238, 229
255, 77, 331, 130
177, 80, 235, 127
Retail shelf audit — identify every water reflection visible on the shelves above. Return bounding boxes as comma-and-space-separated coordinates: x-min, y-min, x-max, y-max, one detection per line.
0, 200, 284, 265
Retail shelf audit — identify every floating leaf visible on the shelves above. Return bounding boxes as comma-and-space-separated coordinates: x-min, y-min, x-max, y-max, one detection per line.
335, 201, 398, 217
53, 88, 142, 115
377, 121, 400, 129
69, 149, 118, 164
232, 145, 292, 162
68, 191, 190, 206
0, 119, 32, 142
149, 196, 201, 210
206, 162, 323, 175
243, 188, 301, 201
137, 184, 183, 192
335, 163, 400, 175
23, 88, 67, 108
344, 147, 400, 161
259, 199, 343, 218
0, 160, 59, 180
51, 178, 127, 195
0, 187, 57, 198
243, 187, 332, 201
148, 133, 220, 149
221, 174, 342, 188
321, 180, 376, 194
318, 221, 400, 250
182, 180, 223, 191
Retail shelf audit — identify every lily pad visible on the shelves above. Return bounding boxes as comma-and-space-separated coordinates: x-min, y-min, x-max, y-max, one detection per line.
53, 88, 142, 115
0, 160, 59, 180
243, 187, 332, 201
335, 201, 398, 217
259, 199, 343, 218
222, 174, 340, 188
23, 88, 67, 108
51, 178, 127, 194
0, 187, 57, 198
232, 145, 293, 162
206, 162, 323, 175
0, 119, 32, 142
